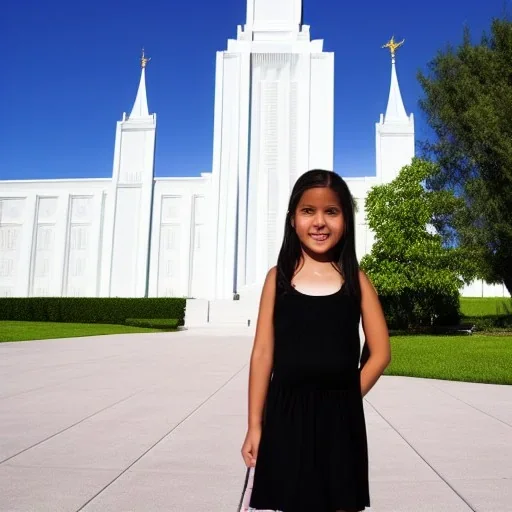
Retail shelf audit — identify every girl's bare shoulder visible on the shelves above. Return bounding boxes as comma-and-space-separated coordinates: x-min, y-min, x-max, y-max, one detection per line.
260, 266, 278, 301
358, 269, 377, 295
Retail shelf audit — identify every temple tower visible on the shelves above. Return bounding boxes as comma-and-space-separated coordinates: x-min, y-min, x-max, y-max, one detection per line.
102, 51, 157, 297
376, 37, 415, 183
210, 0, 334, 299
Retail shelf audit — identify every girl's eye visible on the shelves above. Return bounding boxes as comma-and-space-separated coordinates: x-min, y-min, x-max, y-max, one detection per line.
302, 208, 314, 214
327, 209, 339, 215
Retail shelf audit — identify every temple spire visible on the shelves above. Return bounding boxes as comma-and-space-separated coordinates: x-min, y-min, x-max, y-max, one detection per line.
129, 49, 150, 118
382, 37, 408, 124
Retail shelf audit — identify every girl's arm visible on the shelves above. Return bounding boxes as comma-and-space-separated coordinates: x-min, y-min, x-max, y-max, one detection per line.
359, 270, 391, 397
248, 267, 276, 429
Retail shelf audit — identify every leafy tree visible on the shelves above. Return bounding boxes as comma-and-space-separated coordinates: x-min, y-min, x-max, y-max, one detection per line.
360, 158, 477, 329
418, 18, 512, 295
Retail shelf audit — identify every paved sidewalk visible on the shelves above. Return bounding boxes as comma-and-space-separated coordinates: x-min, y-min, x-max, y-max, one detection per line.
0, 329, 510, 512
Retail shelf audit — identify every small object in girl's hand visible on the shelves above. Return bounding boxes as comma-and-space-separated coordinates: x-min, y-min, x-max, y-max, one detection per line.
238, 467, 278, 512
238, 467, 254, 511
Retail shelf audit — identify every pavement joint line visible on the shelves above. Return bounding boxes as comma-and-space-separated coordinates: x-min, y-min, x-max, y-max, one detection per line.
0, 370, 108, 401
0, 353, 122, 374
75, 363, 249, 512
364, 397, 477, 512
0, 352, 127, 400
0, 346, 176, 401
0, 390, 144, 466
428, 382, 512, 429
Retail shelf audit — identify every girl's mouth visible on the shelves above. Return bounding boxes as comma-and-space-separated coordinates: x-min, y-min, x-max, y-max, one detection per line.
309, 233, 329, 242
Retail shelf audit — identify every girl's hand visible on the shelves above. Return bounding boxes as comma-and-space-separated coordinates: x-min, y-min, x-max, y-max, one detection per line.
241, 426, 262, 468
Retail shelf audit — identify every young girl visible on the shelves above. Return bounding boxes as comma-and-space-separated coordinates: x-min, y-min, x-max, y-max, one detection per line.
240, 169, 391, 512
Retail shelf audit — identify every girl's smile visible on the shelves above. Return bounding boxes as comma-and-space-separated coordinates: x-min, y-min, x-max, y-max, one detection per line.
309, 233, 329, 242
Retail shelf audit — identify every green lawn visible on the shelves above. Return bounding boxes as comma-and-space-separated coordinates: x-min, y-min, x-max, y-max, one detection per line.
386, 334, 512, 385
460, 297, 511, 317
0, 321, 163, 343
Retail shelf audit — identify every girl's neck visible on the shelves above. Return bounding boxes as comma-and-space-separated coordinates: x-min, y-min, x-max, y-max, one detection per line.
300, 246, 336, 265
293, 254, 343, 295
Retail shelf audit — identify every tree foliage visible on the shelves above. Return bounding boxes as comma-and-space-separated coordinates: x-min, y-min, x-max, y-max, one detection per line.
360, 159, 477, 328
418, 18, 512, 295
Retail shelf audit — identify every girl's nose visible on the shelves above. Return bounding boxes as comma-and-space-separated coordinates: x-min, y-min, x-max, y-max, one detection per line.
313, 214, 326, 227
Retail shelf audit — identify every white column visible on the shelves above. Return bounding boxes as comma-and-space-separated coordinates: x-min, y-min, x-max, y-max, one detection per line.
147, 189, 162, 298
92, 192, 106, 297
182, 194, 194, 296
235, 51, 251, 292
15, 194, 37, 297
211, 52, 244, 299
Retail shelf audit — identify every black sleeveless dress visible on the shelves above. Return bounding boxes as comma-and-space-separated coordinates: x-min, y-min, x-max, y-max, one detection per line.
248, 282, 370, 512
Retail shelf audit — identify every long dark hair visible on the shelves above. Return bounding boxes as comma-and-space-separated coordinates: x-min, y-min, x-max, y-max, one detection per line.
276, 169, 361, 302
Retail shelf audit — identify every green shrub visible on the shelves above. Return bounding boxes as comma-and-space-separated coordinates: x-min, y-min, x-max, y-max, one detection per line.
379, 290, 460, 330
0, 298, 186, 326
462, 314, 512, 332
361, 159, 476, 330
124, 318, 179, 330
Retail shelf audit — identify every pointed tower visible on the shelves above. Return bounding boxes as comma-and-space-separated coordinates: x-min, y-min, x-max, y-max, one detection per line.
376, 37, 414, 183
130, 65, 150, 117
102, 50, 157, 297
210, 0, 334, 299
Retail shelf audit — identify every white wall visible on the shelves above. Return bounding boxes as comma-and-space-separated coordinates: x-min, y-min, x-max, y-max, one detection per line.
0, 175, 216, 300
0, 180, 110, 297
0, 175, 508, 300
344, 177, 379, 262
375, 114, 415, 184
147, 175, 212, 299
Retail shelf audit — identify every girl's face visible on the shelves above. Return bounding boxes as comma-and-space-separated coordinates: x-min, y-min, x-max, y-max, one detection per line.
292, 186, 345, 257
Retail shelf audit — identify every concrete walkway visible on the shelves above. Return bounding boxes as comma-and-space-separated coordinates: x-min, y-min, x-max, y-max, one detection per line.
0, 329, 510, 512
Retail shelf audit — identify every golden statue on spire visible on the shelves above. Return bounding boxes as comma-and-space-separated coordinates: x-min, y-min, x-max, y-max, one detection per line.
382, 36, 405, 58
140, 48, 151, 69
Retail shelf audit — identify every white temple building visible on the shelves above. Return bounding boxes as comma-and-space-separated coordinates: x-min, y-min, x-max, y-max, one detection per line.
0, 0, 508, 323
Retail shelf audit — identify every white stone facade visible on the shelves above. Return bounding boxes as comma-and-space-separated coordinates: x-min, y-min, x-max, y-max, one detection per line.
0, 0, 509, 303
211, 0, 335, 300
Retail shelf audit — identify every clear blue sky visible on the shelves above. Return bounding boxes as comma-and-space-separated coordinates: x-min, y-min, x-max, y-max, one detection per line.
1, 0, 506, 180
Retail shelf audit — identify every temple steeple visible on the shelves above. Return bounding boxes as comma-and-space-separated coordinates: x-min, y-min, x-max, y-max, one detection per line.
382, 37, 408, 123
375, 37, 415, 182
106, 49, 157, 298
129, 49, 150, 118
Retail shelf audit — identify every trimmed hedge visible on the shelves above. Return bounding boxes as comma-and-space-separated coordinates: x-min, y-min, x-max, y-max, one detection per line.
0, 298, 186, 326
462, 314, 512, 332
125, 318, 179, 330
379, 291, 460, 330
